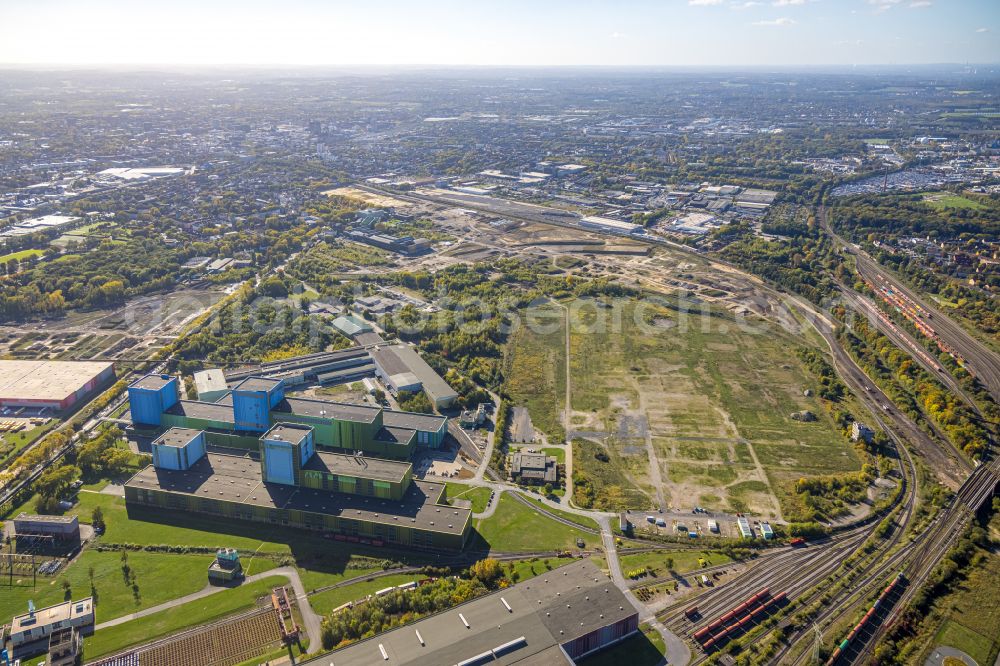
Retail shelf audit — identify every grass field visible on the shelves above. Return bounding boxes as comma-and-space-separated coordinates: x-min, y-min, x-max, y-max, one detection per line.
473, 494, 592, 552
446, 482, 492, 513
525, 495, 600, 531
923, 544, 1000, 666
504, 302, 567, 442
85, 576, 287, 659
0, 419, 58, 467
308, 572, 424, 616
540, 446, 566, 463
0, 549, 262, 626
0, 248, 44, 263
921, 192, 989, 211
933, 621, 996, 666
506, 298, 862, 520
617, 549, 732, 577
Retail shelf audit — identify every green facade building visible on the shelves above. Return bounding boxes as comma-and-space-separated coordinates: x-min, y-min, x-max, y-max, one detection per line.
124, 421, 471, 551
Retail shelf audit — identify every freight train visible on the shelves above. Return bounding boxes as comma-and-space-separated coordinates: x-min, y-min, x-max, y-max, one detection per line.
825, 572, 905, 665
692, 587, 788, 651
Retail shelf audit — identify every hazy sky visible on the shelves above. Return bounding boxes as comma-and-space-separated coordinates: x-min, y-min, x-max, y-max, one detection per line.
0, 0, 997, 67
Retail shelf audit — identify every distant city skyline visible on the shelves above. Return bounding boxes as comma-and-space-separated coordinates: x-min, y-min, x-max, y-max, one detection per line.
0, 0, 997, 67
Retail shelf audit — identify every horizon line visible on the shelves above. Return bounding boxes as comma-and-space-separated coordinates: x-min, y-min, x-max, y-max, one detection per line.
0, 61, 998, 72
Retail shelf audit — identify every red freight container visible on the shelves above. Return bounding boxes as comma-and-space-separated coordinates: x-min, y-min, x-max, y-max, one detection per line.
693, 627, 712, 642
685, 606, 699, 618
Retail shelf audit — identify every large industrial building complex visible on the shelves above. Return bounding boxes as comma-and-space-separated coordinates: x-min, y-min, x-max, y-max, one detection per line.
371, 344, 459, 409
123, 374, 472, 550
220, 342, 458, 408
0, 360, 115, 411
303, 559, 639, 665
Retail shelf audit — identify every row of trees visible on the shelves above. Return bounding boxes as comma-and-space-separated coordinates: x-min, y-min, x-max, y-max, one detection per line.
842, 316, 991, 460
320, 558, 509, 650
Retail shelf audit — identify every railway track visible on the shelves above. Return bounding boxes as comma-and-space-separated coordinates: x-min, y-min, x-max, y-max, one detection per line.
659, 527, 870, 629
667, 389, 921, 665
845, 458, 1000, 665
768, 407, 920, 665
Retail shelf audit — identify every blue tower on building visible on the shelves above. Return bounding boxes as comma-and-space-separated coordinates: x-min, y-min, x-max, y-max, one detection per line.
150, 428, 206, 470
232, 377, 285, 432
128, 375, 180, 426
260, 423, 314, 485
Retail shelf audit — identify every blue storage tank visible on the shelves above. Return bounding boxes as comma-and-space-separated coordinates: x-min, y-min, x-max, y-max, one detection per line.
128, 375, 179, 426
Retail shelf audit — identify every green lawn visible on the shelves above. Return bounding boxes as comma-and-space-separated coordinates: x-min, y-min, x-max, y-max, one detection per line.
526, 496, 600, 531
0, 248, 44, 263
473, 494, 592, 552
85, 576, 288, 659
922, 193, 989, 211
0, 420, 59, 467
446, 482, 492, 513
2, 489, 439, 623
0, 550, 249, 626
925, 538, 1000, 666
295, 566, 383, 594
934, 621, 996, 666
617, 549, 731, 577
65, 221, 113, 237
504, 556, 576, 583
540, 447, 566, 464
307, 572, 424, 616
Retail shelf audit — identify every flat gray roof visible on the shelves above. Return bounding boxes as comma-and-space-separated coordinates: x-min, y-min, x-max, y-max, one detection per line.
303, 450, 411, 483
263, 423, 312, 447
300, 559, 636, 666
276, 397, 381, 424
130, 374, 174, 391
165, 400, 235, 424
154, 427, 203, 448
371, 346, 411, 376
382, 410, 446, 433
125, 453, 467, 535
233, 377, 283, 393
15, 513, 79, 524
193, 369, 228, 394
375, 426, 417, 446
167, 397, 443, 438
354, 331, 385, 346
376, 345, 458, 404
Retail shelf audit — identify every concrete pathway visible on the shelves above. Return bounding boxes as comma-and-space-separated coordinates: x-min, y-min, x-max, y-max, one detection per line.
94, 566, 324, 655
599, 514, 689, 665
561, 302, 575, 505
